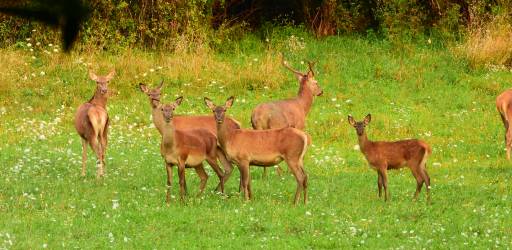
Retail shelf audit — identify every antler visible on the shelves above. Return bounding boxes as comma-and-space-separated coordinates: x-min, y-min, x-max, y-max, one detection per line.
280, 53, 303, 75
307, 61, 316, 76
158, 79, 164, 89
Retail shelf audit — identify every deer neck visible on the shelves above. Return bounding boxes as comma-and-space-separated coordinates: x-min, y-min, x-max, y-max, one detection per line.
161, 120, 176, 149
297, 81, 313, 114
357, 131, 372, 152
149, 99, 165, 135
217, 119, 233, 149
89, 90, 107, 108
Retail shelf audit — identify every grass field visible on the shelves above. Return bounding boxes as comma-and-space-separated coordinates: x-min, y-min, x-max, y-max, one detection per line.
1, 31, 511, 249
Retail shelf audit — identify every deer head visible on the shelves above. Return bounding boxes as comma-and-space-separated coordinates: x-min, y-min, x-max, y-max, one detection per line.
89, 69, 115, 95
348, 114, 371, 136
281, 54, 323, 96
204, 96, 234, 124
139, 80, 164, 108
159, 96, 183, 123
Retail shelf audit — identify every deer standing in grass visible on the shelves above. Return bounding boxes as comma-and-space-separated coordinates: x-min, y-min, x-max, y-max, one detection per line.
251, 55, 322, 177
139, 81, 239, 192
496, 89, 512, 159
205, 96, 309, 205
74, 70, 115, 177
158, 97, 227, 202
348, 114, 432, 203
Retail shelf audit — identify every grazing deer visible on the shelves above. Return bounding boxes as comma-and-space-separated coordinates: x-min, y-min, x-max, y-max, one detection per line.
348, 114, 432, 203
139, 81, 238, 191
251, 55, 322, 177
496, 89, 512, 159
159, 97, 226, 202
205, 96, 309, 205
74, 70, 115, 177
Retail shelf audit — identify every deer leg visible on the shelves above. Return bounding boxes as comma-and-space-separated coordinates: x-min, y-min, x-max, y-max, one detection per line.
216, 149, 232, 192
194, 164, 208, 197
165, 162, 174, 204
410, 167, 424, 201
506, 129, 512, 160
379, 168, 389, 202
420, 168, 431, 204
206, 157, 225, 193
88, 136, 102, 178
81, 138, 87, 176
99, 119, 109, 176
286, 159, 305, 205
275, 165, 283, 176
301, 166, 308, 205
239, 162, 250, 201
177, 161, 187, 201
377, 172, 383, 198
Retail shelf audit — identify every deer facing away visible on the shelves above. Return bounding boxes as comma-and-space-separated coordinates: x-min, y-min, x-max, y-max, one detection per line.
205, 96, 309, 205
250, 55, 322, 176
139, 81, 238, 191
159, 97, 226, 202
348, 114, 432, 203
496, 89, 512, 159
74, 70, 115, 177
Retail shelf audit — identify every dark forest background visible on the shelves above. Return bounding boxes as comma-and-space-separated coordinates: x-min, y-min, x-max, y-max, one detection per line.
0, 0, 510, 51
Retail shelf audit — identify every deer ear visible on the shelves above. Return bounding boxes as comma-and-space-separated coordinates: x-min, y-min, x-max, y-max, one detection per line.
139, 83, 148, 93
104, 69, 116, 82
225, 96, 234, 108
364, 114, 371, 125
89, 72, 98, 82
348, 115, 355, 126
204, 97, 216, 111
175, 96, 183, 106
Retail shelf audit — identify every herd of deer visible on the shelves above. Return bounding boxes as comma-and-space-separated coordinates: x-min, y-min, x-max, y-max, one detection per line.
73, 55, 512, 205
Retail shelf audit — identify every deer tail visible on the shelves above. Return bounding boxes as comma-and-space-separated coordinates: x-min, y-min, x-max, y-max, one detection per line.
501, 102, 509, 122
419, 141, 431, 170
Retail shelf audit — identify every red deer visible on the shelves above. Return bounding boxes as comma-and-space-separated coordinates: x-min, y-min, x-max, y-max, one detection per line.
205, 96, 309, 205
348, 114, 432, 203
251, 55, 322, 176
496, 89, 512, 159
74, 70, 115, 177
139, 81, 239, 191
159, 97, 226, 202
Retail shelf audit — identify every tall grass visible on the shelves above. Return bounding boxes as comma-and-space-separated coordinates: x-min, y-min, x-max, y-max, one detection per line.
456, 13, 512, 70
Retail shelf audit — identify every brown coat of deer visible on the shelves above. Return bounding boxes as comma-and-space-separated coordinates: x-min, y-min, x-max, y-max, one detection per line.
496, 89, 512, 159
348, 114, 432, 203
139, 81, 239, 191
74, 70, 115, 177
205, 96, 309, 205
251, 55, 322, 176
159, 97, 226, 202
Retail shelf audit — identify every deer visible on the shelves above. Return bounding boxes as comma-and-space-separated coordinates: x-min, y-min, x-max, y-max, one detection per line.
139, 81, 239, 191
348, 114, 432, 203
496, 89, 512, 159
250, 54, 322, 177
204, 96, 310, 205
159, 97, 227, 202
74, 69, 115, 178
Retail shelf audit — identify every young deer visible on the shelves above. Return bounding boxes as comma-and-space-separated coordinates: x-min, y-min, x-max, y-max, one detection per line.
496, 89, 512, 159
74, 70, 115, 177
159, 97, 226, 202
205, 96, 309, 205
139, 81, 237, 190
348, 114, 432, 203
251, 55, 322, 176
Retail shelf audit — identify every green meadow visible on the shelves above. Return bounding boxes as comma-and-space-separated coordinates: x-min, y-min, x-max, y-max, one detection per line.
0, 31, 511, 249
